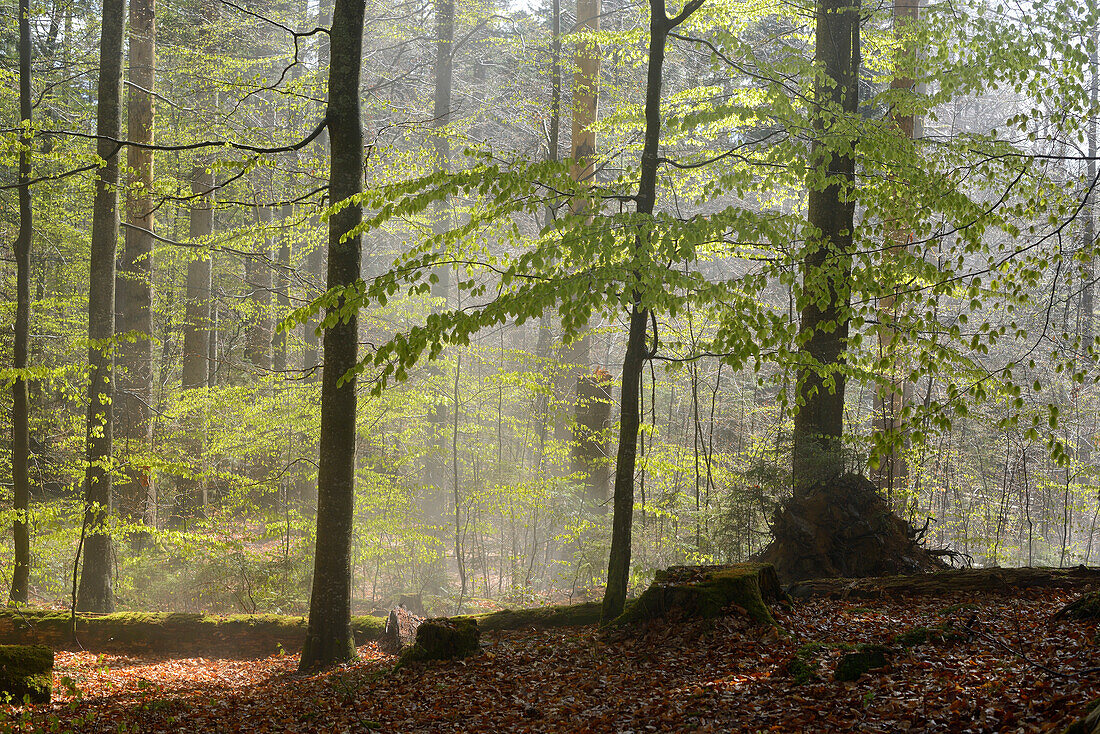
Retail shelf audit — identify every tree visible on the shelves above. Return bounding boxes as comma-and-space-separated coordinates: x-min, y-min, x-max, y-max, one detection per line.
601, 0, 703, 623
872, 0, 920, 499
299, 0, 365, 670
77, 0, 127, 614
116, 0, 157, 538
9, 0, 33, 604
790, 0, 860, 492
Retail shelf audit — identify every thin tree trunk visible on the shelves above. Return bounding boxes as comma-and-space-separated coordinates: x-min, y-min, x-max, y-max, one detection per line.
9, 0, 33, 604
78, 0, 126, 614
791, 0, 860, 494
246, 201, 273, 372
424, 0, 455, 520
116, 0, 157, 536
872, 0, 919, 499
299, 0, 364, 671
174, 165, 214, 525
602, 0, 703, 622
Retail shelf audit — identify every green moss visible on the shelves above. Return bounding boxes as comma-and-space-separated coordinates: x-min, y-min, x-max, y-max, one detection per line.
0, 644, 53, 704
399, 618, 479, 665
834, 644, 892, 682
351, 616, 385, 641
469, 602, 602, 632
615, 564, 783, 628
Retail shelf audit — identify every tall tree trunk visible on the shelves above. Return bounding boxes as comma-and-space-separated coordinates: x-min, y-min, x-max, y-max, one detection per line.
299, 0, 364, 671
872, 0, 919, 500
791, 0, 860, 494
174, 165, 214, 525
424, 0, 455, 520
116, 0, 157, 537
1080, 25, 1097, 464
78, 0, 126, 614
601, 0, 702, 622
302, 0, 331, 384
9, 0, 33, 604
568, 0, 602, 495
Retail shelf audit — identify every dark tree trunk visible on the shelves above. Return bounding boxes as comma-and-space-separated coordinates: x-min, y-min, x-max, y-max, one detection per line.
116, 0, 157, 536
10, 0, 33, 604
78, 0, 126, 614
791, 0, 860, 494
299, 0, 364, 671
602, 0, 702, 622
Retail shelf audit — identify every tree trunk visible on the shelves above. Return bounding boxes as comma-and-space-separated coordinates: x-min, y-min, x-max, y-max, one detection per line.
872, 0, 919, 500
567, 0, 601, 484
791, 0, 860, 494
423, 0, 455, 521
78, 0, 126, 614
174, 165, 214, 525
274, 205, 291, 374
299, 0, 364, 671
602, 0, 702, 622
302, 0, 332, 384
1080, 25, 1097, 464
9, 0, 33, 604
245, 202, 273, 373
116, 0, 157, 537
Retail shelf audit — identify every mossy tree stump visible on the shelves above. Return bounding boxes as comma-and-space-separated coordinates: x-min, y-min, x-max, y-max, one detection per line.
0, 644, 52, 704
1065, 700, 1100, 734
398, 617, 479, 665
613, 564, 786, 627
1056, 591, 1100, 621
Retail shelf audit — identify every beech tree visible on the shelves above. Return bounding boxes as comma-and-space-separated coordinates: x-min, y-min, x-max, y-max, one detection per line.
116, 0, 157, 537
9, 0, 33, 604
300, 0, 365, 670
77, 0, 126, 614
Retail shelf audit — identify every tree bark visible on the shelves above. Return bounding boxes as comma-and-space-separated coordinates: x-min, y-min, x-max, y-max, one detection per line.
9, 0, 33, 604
299, 0, 364, 671
423, 0, 455, 520
872, 0, 919, 500
791, 0, 860, 494
602, 0, 702, 622
78, 0, 126, 614
116, 0, 157, 536
245, 202, 273, 373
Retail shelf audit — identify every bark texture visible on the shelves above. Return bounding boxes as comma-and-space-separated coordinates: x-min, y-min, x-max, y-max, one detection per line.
9, 0, 33, 604
78, 0, 127, 614
116, 0, 157, 532
299, 0, 364, 671
791, 0, 860, 493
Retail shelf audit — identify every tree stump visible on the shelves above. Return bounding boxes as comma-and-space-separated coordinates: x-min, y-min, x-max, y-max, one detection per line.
1065, 700, 1100, 734
379, 607, 423, 654
0, 644, 52, 704
757, 473, 947, 583
613, 564, 786, 627
398, 617, 479, 665
1055, 590, 1100, 621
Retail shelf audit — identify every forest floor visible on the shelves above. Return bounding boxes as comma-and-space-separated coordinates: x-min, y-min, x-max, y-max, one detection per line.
4, 587, 1099, 733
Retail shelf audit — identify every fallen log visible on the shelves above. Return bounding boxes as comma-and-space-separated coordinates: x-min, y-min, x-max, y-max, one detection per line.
0, 609, 385, 658
788, 566, 1100, 600
0, 644, 52, 704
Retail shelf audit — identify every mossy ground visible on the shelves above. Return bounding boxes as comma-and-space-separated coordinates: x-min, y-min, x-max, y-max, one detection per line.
0, 644, 53, 704
614, 564, 785, 627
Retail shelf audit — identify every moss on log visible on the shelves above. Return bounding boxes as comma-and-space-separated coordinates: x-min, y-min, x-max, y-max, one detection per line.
0, 644, 52, 704
398, 617, 479, 665
788, 566, 1100, 600
1055, 590, 1100, 621
613, 564, 786, 627
0, 609, 384, 658
469, 602, 602, 632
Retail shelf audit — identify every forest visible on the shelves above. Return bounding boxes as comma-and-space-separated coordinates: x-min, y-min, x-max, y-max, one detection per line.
4, 0, 1100, 730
